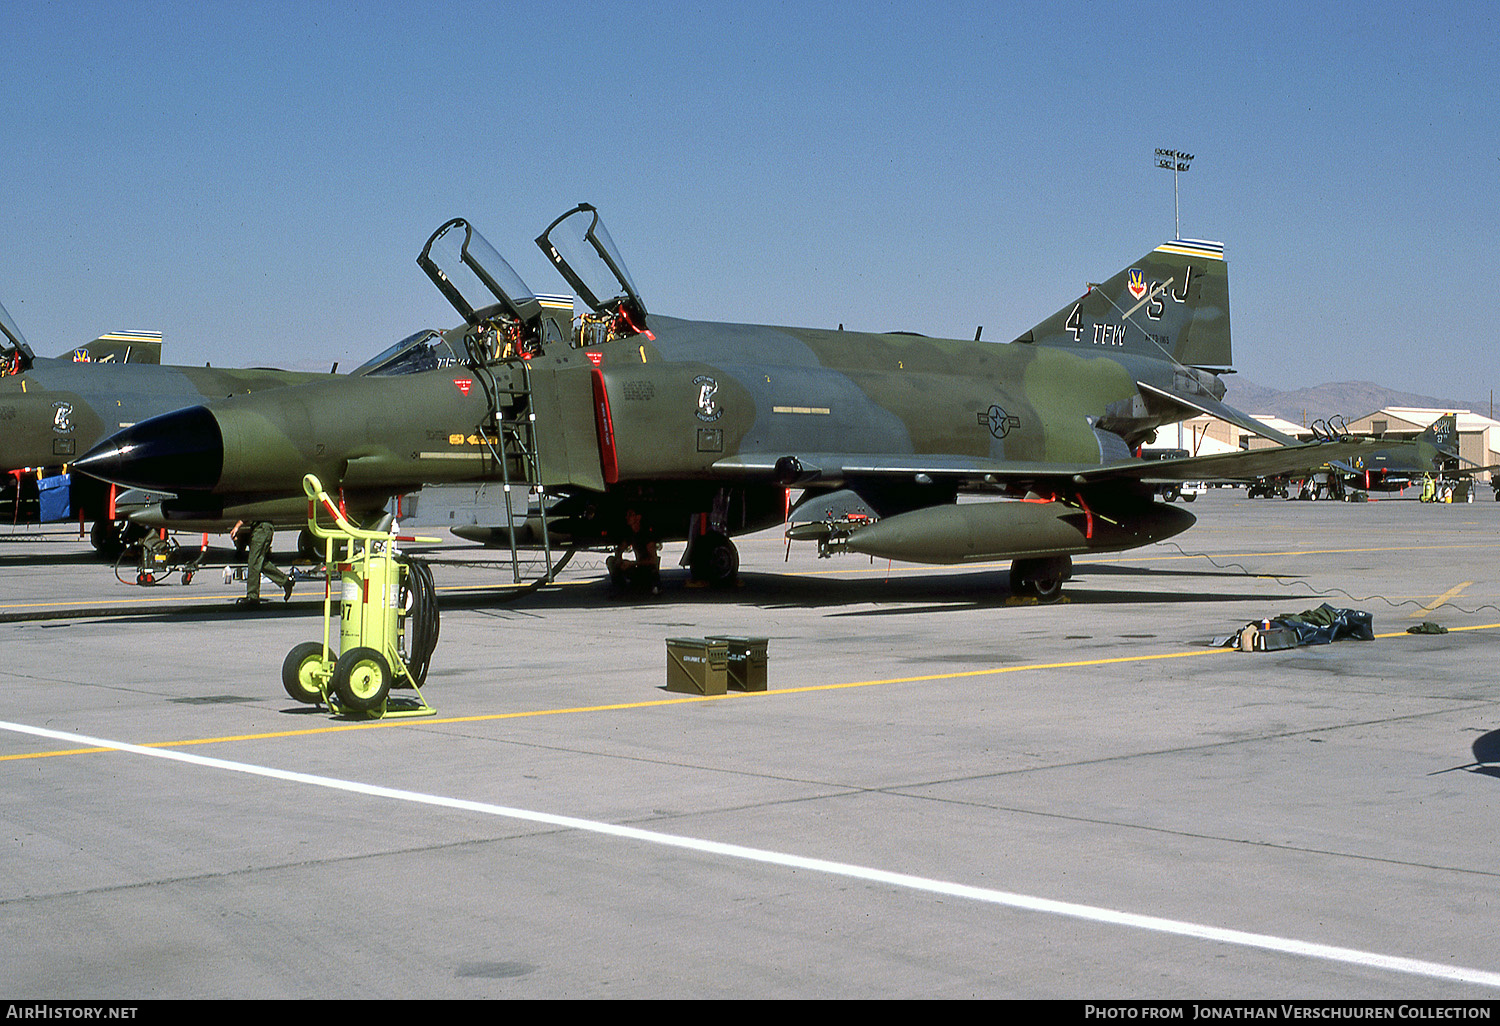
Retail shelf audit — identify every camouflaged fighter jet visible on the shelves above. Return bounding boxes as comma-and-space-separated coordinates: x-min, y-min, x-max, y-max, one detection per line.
0, 294, 442, 554
77, 205, 1381, 598
1329, 412, 1498, 497
1336, 413, 1460, 492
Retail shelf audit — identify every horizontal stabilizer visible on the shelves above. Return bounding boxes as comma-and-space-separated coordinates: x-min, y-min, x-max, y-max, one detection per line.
1135, 381, 1298, 446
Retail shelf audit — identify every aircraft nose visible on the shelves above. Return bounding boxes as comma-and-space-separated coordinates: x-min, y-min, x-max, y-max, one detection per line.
75, 405, 223, 491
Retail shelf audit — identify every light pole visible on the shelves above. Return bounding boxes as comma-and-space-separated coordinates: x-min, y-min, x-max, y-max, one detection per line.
1155, 148, 1193, 239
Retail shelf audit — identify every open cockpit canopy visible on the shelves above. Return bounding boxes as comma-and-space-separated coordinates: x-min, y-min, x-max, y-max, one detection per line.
0, 297, 35, 375
535, 203, 648, 335
418, 218, 542, 328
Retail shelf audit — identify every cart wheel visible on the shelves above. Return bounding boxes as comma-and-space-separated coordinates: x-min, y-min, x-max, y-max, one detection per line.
282, 642, 330, 704
182, 571, 194, 585
331, 647, 392, 712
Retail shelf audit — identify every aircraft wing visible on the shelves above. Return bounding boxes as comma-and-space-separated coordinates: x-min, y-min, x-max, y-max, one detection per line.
1083, 439, 1384, 484
713, 438, 1384, 489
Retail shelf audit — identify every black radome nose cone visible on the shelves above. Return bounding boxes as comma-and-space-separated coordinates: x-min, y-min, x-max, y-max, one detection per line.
75, 406, 224, 492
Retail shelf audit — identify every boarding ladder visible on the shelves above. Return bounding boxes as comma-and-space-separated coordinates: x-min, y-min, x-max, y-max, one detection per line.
475, 358, 556, 585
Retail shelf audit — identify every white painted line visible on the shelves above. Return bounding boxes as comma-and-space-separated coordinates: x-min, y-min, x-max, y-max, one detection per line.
6, 717, 1499, 990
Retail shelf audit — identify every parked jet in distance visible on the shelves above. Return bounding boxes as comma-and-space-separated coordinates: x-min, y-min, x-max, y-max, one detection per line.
1336, 413, 1469, 492
78, 205, 1380, 599
1250, 413, 1494, 501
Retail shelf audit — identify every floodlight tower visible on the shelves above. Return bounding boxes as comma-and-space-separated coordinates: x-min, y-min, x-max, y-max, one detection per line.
1155, 148, 1193, 239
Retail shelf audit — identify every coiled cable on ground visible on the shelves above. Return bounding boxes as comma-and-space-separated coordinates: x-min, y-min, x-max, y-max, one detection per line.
401, 557, 441, 687
1155, 540, 1500, 616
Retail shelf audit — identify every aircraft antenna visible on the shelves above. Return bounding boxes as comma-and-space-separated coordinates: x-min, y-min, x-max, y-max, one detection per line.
1154, 148, 1194, 239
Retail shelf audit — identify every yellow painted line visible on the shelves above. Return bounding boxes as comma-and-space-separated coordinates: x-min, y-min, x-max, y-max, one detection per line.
1408, 581, 1473, 619
9, 624, 1500, 764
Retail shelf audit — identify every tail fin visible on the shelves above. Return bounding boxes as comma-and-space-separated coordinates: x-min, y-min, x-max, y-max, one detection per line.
68, 330, 163, 365
1416, 413, 1459, 465
1016, 240, 1231, 371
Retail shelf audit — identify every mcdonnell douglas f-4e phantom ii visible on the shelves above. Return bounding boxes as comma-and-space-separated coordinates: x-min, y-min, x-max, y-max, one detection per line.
77, 205, 1379, 599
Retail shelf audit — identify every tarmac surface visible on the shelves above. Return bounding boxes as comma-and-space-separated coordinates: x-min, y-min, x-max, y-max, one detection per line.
2, 489, 1499, 999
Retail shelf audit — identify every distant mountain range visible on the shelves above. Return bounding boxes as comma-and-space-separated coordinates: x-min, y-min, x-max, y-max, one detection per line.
1221, 380, 1497, 427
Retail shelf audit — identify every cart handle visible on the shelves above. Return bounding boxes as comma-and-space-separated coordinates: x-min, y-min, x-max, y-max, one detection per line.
301, 474, 440, 544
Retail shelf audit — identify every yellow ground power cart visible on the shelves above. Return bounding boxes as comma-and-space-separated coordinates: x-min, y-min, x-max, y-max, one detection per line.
281, 474, 441, 718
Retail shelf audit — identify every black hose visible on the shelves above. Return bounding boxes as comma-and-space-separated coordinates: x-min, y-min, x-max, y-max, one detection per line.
401, 557, 440, 688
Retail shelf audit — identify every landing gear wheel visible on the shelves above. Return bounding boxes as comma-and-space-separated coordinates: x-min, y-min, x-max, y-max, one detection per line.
1009, 555, 1071, 603
331, 646, 391, 712
689, 531, 739, 587
90, 519, 122, 560
91, 519, 146, 561
282, 641, 329, 704
297, 528, 320, 561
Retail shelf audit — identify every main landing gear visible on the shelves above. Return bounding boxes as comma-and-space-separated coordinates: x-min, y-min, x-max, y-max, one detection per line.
1009, 555, 1072, 603
688, 530, 739, 588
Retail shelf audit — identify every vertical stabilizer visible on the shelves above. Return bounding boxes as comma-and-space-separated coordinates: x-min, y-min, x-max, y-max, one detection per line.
1018, 240, 1230, 371
71, 330, 163, 365
1417, 413, 1459, 465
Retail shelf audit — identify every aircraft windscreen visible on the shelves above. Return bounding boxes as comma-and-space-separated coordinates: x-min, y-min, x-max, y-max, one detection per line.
353, 329, 464, 377
420, 219, 539, 325
539, 205, 643, 313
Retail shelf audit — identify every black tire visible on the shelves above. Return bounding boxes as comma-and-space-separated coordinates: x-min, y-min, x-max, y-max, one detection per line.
89, 519, 122, 559
282, 641, 329, 704
297, 528, 321, 561
1010, 556, 1071, 603
1030, 576, 1064, 602
689, 531, 739, 587
331, 646, 392, 712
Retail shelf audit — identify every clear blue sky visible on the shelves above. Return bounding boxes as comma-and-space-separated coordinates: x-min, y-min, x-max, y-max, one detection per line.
2, 0, 1495, 399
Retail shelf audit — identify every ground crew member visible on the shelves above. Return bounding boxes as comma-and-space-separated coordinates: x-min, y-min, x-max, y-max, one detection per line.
606, 507, 660, 595
231, 519, 293, 606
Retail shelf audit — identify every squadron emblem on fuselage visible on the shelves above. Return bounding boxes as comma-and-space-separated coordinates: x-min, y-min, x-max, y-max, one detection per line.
694, 375, 722, 422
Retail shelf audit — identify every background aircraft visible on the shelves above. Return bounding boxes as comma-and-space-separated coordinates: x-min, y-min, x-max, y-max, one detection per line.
1248, 413, 1494, 501
1334, 412, 1475, 493
78, 206, 1378, 598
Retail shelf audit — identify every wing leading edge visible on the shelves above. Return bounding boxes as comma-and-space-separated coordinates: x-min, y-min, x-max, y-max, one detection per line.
714, 437, 1386, 490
